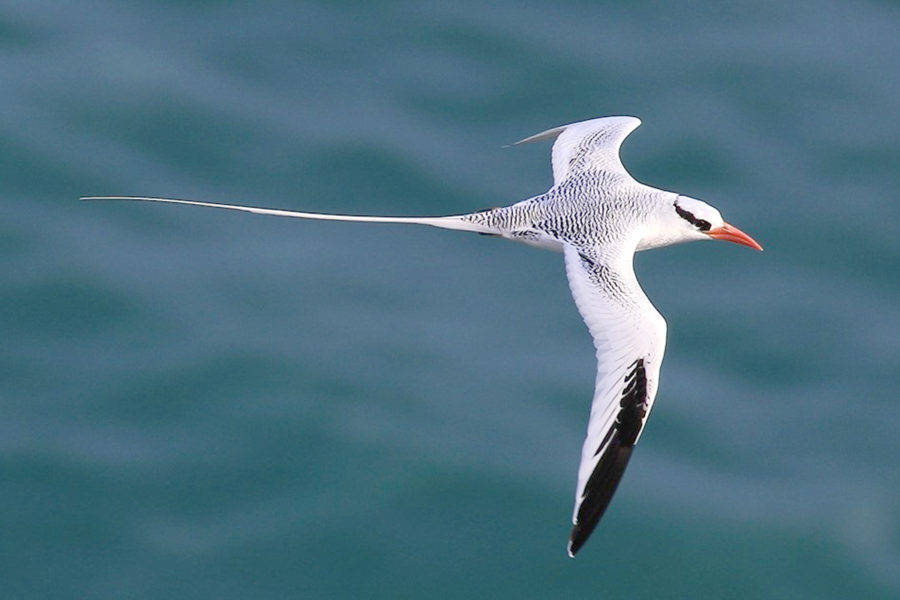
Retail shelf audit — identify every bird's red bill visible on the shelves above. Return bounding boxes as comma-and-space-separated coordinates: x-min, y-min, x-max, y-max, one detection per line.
707, 223, 763, 251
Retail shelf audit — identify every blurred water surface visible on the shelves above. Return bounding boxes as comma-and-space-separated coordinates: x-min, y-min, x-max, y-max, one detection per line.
2, 1, 899, 598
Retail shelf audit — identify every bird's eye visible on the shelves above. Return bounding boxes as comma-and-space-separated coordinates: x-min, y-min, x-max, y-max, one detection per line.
674, 203, 712, 231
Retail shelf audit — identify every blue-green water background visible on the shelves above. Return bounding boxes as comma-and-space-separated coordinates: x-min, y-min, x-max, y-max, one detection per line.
3, 1, 899, 598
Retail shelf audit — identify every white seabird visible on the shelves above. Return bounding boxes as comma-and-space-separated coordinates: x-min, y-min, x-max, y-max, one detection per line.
84, 116, 762, 556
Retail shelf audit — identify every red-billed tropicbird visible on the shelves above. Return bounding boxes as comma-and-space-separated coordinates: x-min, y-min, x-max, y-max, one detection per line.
83, 116, 762, 556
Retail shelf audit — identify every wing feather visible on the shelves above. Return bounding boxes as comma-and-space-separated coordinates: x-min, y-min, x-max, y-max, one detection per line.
563, 243, 667, 556
514, 116, 641, 185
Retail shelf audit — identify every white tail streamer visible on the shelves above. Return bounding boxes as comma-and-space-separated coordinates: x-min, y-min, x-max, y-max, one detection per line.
80, 196, 494, 234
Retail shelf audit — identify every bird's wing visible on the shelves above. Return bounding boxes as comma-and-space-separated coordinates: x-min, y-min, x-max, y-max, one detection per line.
514, 116, 641, 186
562, 243, 667, 556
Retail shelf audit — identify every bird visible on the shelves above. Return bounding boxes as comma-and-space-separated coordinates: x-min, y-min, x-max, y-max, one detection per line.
83, 116, 762, 556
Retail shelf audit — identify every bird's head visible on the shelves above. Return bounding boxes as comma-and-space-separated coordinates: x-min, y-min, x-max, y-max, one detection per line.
640, 195, 762, 251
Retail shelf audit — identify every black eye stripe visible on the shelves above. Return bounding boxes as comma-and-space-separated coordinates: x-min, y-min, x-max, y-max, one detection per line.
674, 203, 712, 231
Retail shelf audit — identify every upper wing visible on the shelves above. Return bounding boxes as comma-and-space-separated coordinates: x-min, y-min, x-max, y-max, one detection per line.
514, 116, 641, 186
562, 243, 667, 556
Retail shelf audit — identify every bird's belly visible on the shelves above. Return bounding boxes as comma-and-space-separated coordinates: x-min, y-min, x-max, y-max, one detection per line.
505, 230, 565, 252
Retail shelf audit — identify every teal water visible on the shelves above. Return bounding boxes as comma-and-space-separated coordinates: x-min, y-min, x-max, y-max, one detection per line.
2, 1, 899, 597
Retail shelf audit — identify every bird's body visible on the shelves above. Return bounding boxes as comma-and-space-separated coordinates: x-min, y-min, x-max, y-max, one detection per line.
83, 116, 761, 556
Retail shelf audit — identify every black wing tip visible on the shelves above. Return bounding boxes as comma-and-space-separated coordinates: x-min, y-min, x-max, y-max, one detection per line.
567, 531, 586, 557
567, 358, 648, 552
567, 442, 636, 555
